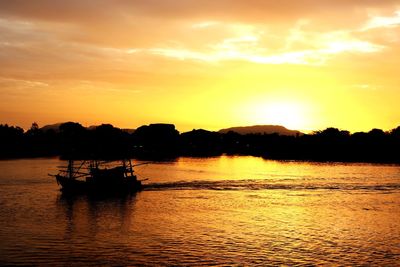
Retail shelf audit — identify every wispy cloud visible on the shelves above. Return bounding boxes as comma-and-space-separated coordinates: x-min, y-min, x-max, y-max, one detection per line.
144, 24, 385, 65
191, 21, 220, 29
363, 10, 400, 30
0, 77, 49, 88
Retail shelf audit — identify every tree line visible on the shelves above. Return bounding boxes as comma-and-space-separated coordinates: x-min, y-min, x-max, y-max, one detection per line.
1, 122, 399, 163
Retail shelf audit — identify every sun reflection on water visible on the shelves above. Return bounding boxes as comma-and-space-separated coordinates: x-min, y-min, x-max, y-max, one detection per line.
0, 157, 399, 265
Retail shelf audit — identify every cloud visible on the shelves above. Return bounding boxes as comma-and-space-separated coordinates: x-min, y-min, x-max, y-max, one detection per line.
0, 0, 397, 82
141, 22, 385, 66
192, 21, 220, 29
0, 1, 399, 31
363, 10, 400, 30
146, 39, 383, 66
0, 77, 49, 90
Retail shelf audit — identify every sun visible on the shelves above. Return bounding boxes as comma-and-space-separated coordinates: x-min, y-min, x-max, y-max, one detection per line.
246, 101, 311, 130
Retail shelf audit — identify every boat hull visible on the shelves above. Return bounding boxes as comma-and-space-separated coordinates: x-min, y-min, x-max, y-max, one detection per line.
56, 175, 142, 196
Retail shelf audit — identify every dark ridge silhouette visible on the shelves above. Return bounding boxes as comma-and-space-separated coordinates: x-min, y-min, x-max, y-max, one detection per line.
88, 125, 136, 134
180, 129, 223, 157
40, 122, 64, 133
219, 125, 302, 136
41, 122, 137, 135
1, 122, 400, 163
132, 124, 180, 159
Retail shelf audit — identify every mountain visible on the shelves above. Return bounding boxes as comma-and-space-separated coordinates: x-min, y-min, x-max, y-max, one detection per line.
218, 125, 302, 136
40, 122, 64, 133
88, 125, 135, 134
41, 122, 136, 134
41, 123, 301, 136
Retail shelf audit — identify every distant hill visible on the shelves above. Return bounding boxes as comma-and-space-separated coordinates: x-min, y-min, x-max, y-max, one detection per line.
41, 123, 301, 136
218, 125, 302, 136
41, 122, 135, 134
40, 122, 64, 133
88, 125, 135, 134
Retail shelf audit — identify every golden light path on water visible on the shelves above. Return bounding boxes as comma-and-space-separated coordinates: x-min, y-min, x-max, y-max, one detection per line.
0, 156, 399, 265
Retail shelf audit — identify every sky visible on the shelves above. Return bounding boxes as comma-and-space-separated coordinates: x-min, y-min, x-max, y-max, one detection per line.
0, 1, 399, 132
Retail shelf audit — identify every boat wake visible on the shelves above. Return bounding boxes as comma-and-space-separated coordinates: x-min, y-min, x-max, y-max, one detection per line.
143, 179, 400, 192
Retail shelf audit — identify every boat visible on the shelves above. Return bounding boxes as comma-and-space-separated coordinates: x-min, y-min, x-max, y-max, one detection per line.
51, 159, 142, 195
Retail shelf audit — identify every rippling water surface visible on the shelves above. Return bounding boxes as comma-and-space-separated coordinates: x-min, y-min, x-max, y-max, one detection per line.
0, 156, 400, 266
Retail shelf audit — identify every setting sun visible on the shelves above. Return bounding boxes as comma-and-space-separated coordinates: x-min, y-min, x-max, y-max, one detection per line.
252, 102, 309, 131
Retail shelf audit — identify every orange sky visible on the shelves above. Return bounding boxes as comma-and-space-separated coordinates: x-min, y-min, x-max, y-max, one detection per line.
0, 1, 399, 132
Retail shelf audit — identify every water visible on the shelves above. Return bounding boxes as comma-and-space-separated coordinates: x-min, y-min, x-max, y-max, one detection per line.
0, 156, 399, 266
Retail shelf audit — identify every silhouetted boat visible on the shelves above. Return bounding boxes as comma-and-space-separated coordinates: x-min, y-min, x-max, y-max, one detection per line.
51, 159, 142, 195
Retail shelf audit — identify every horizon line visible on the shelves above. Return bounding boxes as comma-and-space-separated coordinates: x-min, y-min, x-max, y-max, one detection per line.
2, 121, 399, 135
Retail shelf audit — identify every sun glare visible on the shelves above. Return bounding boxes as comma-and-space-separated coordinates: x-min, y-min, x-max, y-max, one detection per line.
248, 101, 310, 130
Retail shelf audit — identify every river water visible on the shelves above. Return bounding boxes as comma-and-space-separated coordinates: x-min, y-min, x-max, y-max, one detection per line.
0, 156, 399, 266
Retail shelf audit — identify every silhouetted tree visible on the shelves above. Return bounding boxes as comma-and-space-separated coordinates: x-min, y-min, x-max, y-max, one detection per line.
58, 122, 88, 158
90, 124, 130, 159
1, 121, 399, 163
180, 129, 222, 156
133, 124, 179, 159
0, 124, 24, 158
390, 126, 400, 137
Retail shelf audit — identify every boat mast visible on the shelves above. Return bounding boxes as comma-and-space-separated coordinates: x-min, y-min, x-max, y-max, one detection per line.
128, 159, 134, 177
122, 159, 127, 177
121, 159, 134, 177
68, 159, 74, 179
